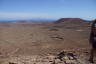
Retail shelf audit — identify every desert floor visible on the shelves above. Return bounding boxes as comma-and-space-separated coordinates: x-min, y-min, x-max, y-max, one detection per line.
0, 22, 95, 64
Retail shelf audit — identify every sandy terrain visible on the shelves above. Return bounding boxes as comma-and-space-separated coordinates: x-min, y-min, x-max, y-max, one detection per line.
0, 20, 95, 64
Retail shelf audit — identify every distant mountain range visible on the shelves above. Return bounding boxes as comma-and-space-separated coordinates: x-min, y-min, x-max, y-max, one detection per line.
0, 18, 93, 22
0, 18, 93, 28
0, 18, 56, 22
0, 18, 93, 25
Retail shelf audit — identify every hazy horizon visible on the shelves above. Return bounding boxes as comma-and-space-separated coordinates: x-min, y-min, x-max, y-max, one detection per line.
0, 0, 96, 21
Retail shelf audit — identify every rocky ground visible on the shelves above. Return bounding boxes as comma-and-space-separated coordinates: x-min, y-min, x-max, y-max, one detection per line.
1, 49, 96, 64
0, 18, 95, 64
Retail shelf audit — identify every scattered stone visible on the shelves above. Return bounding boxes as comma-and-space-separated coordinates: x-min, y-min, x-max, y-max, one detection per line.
49, 28, 59, 31
9, 62, 17, 64
1, 49, 96, 64
51, 36, 64, 40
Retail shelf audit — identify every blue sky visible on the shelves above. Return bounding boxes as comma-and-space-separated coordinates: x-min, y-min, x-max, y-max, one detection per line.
0, 0, 96, 21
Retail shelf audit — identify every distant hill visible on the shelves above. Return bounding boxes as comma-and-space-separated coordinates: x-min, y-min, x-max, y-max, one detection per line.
55, 18, 90, 23
56, 18, 91, 24
53, 18, 92, 28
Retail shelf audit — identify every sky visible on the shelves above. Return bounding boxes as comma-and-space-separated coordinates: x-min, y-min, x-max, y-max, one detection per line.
0, 0, 96, 21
